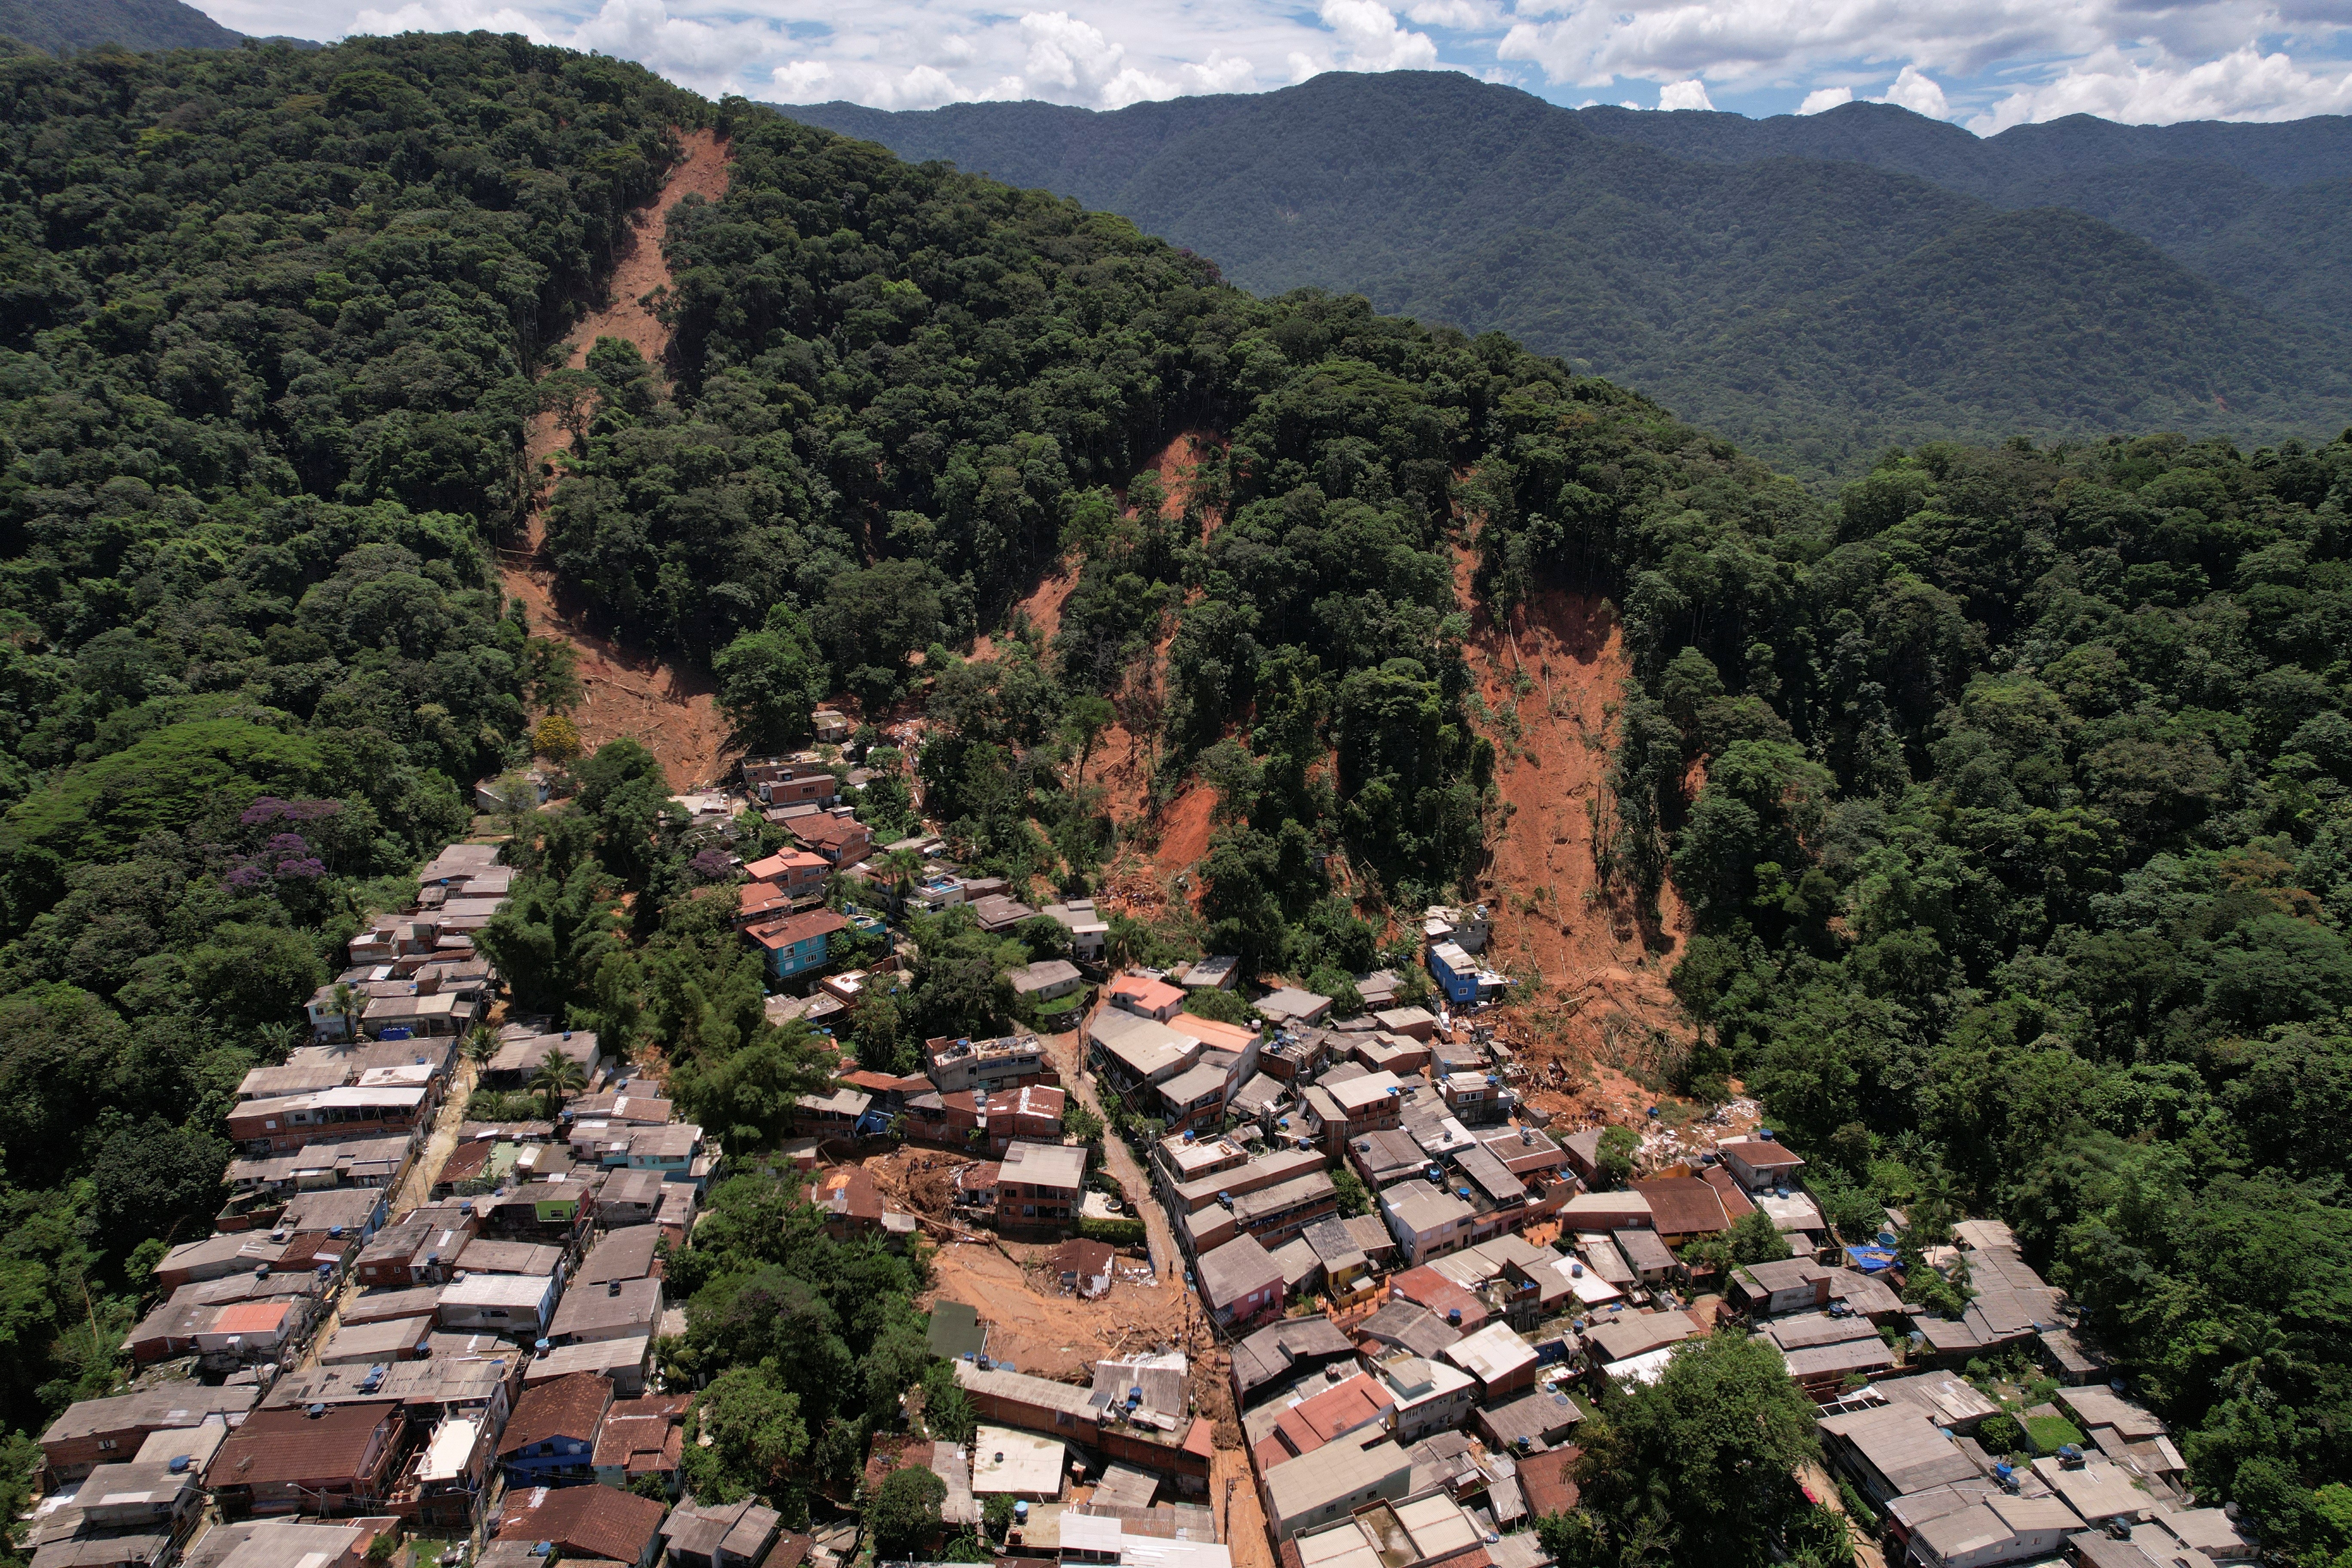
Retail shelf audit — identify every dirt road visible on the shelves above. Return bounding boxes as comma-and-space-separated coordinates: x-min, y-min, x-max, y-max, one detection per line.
393, 1058, 478, 1215
500, 127, 734, 789
1041, 1023, 1177, 1283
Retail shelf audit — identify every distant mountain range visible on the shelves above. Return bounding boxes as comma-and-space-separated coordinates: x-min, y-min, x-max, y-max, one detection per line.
0, 0, 313, 56
783, 74, 2352, 479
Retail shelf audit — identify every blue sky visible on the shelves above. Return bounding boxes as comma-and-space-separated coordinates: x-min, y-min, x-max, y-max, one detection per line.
189, 0, 2352, 134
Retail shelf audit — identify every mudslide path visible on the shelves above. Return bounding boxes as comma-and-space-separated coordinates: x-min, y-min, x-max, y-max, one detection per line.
501, 128, 734, 788
1453, 547, 1694, 1119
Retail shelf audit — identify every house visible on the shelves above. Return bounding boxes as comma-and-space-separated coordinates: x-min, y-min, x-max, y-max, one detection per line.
980, 1083, 1067, 1153
497, 1479, 670, 1568
1230, 1317, 1357, 1409
499, 1372, 614, 1485
972, 1426, 1063, 1501
1049, 1238, 1115, 1299
226, 1087, 428, 1154
1367, 1351, 1477, 1442
923, 1032, 1052, 1097
1179, 956, 1240, 992
1816, 1405, 1980, 1509
1039, 899, 1109, 961
787, 814, 870, 865
808, 1165, 886, 1238
526, 1337, 658, 1400
810, 708, 849, 741
1475, 1389, 1583, 1455
549, 1278, 664, 1346
1727, 1259, 1838, 1316
204, 1400, 405, 1517
998, 1139, 1086, 1227
1197, 1234, 1286, 1326
1889, 1488, 2080, 1568
662, 1494, 793, 1568
39, 1386, 259, 1482
593, 1394, 691, 1491
1422, 905, 1491, 953
968, 894, 1038, 933
475, 769, 552, 812
318, 1314, 436, 1366
1300, 1070, 1407, 1152
1380, 1181, 1477, 1267
1443, 1321, 1539, 1400
1370, 1005, 1437, 1042
1425, 943, 1510, 1008
1626, 1177, 1730, 1244
1090, 1010, 1204, 1101
1254, 988, 1333, 1027
1009, 959, 1086, 1004
1716, 1134, 1807, 1191
744, 764, 838, 811
1251, 1372, 1396, 1469
745, 908, 849, 981
1108, 974, 1187, 1022
794, 1086, 872, 1133
599, 1168, 671, 1227
436, 1272, 559, 1337
1260, 1433, 1413, 1540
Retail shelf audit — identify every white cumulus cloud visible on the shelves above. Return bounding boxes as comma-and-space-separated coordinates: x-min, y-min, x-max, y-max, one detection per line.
1796, 84, 1851, 113
1657, 76, 1713, 109
1874, 63, 1950, 117
1969, 43, 2352, 131
1317, 0, 1439, 71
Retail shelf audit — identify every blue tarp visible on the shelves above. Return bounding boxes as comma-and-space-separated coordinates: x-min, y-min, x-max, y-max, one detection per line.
1845, 1245, 1899, 1274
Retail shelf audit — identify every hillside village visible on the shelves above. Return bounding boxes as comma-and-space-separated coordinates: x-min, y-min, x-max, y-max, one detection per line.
23, 729, 2263, 1568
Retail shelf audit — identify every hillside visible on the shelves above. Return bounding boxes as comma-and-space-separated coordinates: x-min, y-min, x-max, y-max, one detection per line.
0, 24, 2350, 1568
783, 74, 2352, 479
0, 0, 239, 53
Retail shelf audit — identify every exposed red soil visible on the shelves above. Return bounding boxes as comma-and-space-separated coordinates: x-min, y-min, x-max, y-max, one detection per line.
1155, 781, 1217, 874
970, 554, 1081, 664
500, 129, 735, 789
1451, 545, 1695, 1121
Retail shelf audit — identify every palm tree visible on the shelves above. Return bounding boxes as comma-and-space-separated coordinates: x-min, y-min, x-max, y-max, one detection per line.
464, 1023, 499, 1068
880, 847, 925, 912
530, 1047, 588, 1118
331, 980, 359, 1042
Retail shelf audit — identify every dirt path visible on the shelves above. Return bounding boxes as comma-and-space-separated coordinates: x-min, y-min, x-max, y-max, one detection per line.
501, 128, 735, 790
1214, 1447, 1276, 1568
1452, 548, 1693, 1115
1041, 1024, 1177, 1282
393, 1058, 478, 1215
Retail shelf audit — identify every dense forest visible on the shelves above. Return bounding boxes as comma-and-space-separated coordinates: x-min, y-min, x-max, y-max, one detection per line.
783, 74, 2352, 482
5, 25, 2352, 1568
1460, 428, 2352, 1561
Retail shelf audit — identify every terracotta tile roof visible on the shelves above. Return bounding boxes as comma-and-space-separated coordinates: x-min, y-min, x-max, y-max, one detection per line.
746, 909, 848, 951
498, 1482, 668, 1565
499, 1372, 613, 1457
591, 1394, 690, 1473
1629, 1177, 1729, 1235
1700, 1166, 1756, 1218
205, 1400, 400, 1488
1517, 1446, 1582, 1519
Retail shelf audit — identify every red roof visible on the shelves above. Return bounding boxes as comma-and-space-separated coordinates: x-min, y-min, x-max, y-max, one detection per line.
1109, 975, 1184, 1013
498, 1482, 667, 1564
1518, 1446, 1582, 1516
212, 1301, 291, 1334
1388, 1266, 1489, 1331
1700, 1166, 1757, 1218
810, 1166, 883, 1222
1629, 1177, 1730, 1235
499, 1372, 613, 1458
745, 851, 828, 881
590, 1394, 690, 1473
206, 1400, 400, 1488
746, 909, 849, 951
790, 816, 870, 849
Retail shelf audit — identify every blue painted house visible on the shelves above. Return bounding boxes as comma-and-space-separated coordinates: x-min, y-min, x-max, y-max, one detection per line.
1427, 940, 1482, 1007
498, 1369, 612, 1485
746, 908, 849, 981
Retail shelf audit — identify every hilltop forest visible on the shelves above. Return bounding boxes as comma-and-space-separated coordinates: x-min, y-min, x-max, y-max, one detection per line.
784, 74, 2352, 483
0, 26, 2351, 1568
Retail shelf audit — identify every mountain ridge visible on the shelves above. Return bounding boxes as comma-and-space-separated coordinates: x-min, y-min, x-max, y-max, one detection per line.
781, 72, 2352, 478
